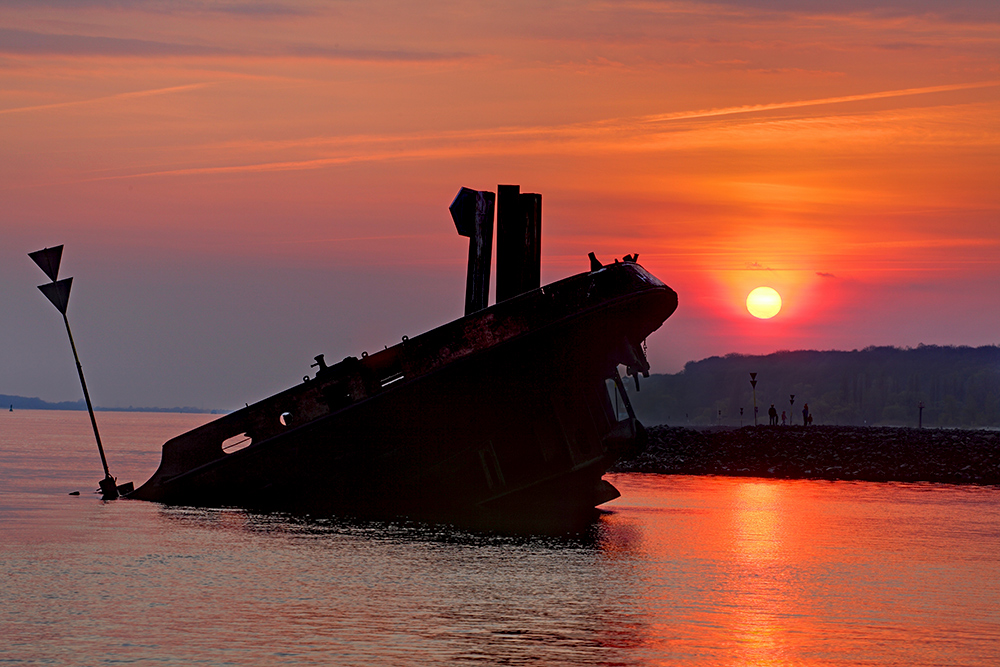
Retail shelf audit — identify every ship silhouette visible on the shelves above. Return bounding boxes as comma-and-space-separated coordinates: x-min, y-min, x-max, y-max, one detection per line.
131, 186, 677, 526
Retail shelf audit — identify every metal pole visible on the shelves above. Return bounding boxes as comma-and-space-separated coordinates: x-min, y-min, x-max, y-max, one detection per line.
30, 246, 126, 499
62, 313, 116, 496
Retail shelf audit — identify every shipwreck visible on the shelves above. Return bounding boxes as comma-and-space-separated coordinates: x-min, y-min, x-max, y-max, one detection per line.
129, 185, 678, 524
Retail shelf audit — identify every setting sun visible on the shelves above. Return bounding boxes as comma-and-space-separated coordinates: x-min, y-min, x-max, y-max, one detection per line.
747, 287, 782, 319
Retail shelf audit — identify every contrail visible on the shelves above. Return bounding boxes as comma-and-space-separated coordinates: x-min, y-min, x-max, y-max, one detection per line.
0, 82, 213, 115
639, 80, 1000, 124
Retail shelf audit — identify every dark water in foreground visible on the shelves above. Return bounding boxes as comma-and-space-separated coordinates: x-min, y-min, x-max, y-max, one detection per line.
2, 411, 999, 666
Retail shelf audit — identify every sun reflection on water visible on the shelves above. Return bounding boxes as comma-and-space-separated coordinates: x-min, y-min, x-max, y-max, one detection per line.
728, 481, 793, 665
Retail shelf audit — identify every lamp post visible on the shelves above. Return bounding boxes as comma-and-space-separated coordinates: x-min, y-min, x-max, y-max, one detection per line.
29, 246, 128, 499
749, 373, 758, 426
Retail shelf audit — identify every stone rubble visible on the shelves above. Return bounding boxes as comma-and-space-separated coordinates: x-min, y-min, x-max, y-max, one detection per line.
612, 425, 1000, 485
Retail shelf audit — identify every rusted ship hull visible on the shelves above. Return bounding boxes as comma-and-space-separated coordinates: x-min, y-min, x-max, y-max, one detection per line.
130, 261, 677, 522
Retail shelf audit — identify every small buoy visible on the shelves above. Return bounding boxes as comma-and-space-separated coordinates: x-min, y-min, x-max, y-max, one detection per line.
69, 491, 80, 496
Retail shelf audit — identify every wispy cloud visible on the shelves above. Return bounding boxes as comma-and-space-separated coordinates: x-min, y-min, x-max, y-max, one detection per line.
715, 0, 1000, 21
638, 81, 1000, 124
75, 146, 476, 182
853, 238, 1000, 250
0, 28, 469, 62
195, 1, 316, 17
0, 28, 224, 57
272, 234, 430, 246
282, 45, 470, 62
52, 78, 1000, 184
0, 64, 978, 197
0, 1, 314, 17
0, 82, 214, 115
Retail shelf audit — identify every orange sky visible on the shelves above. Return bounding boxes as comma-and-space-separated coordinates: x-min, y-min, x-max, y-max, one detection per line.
2, 1, 999, 408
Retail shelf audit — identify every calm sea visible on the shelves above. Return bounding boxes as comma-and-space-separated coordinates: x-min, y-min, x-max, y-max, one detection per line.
2, 410, 998, 666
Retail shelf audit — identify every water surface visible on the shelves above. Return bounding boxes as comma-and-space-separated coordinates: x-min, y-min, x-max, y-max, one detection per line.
2, 410, 998, 665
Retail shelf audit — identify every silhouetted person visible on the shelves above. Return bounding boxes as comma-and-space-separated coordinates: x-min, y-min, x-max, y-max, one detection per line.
781, 410, 787, 426
768, 404, 777, 425
802, 403, 809, 426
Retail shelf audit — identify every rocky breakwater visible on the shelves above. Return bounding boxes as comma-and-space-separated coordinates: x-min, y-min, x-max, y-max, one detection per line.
613, 425, 1000, 485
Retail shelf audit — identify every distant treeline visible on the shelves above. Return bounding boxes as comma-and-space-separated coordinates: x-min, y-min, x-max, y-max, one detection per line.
1, 394, 221, 414
625, 345, 1000, 428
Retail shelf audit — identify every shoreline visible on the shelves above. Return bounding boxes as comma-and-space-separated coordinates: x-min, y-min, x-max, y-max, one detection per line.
612, 425, 1000, 486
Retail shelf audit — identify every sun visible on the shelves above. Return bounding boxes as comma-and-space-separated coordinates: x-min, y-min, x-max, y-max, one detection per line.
747, 286, 782, 319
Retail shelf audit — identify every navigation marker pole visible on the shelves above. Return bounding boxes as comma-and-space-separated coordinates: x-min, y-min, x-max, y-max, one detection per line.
29, 245, 129, 499
749, 373, 758, 426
